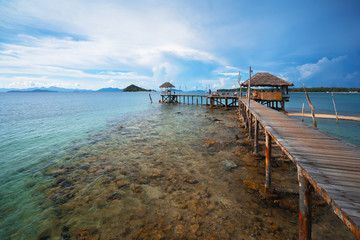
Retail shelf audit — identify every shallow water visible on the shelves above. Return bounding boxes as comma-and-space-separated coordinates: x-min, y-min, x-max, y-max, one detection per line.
0, 92, 357, 239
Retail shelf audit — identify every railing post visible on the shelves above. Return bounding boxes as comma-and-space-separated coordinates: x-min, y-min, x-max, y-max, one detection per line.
298, 167, 313, 240
265, 131, 272, 189
254, 119, 259, 154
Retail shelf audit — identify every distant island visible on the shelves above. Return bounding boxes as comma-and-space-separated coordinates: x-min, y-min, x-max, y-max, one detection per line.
96, 87, 122, 92
8, 89, 57, 93
122, 84, 153, 92
2, 85, 156, 93
288, 87, 360, 93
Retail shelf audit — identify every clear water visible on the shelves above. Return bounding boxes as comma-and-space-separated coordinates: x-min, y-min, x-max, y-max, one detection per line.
0, 92, 358, 239
0, 92, 155, 238
286, 92, 360, 146
287, 92, 360, 116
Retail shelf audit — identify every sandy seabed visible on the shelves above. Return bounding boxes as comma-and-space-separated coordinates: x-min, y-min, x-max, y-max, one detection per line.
39, 107, 356, 240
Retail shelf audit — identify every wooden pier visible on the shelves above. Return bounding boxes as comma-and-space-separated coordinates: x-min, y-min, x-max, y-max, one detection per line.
160, 94, 239, 108
238, 97, 360, 239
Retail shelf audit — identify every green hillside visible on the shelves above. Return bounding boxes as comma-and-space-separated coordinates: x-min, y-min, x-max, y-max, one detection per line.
122, 84, 151, 92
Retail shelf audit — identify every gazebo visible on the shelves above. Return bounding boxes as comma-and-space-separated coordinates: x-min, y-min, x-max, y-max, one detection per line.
159, 82, 175, 95
159, 82, 177, 103
241, 73, 294, 110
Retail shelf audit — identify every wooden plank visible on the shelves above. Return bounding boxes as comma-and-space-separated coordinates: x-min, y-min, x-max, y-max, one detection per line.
238, 98, 360, 238
294, 156, 360, 171
301, 164, 360, 180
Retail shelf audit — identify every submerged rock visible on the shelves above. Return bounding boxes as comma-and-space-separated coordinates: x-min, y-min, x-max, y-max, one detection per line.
184, 176, 199, 184
221, 160, 238, 171
107, 192, 122, 201
116, 180, 130, 188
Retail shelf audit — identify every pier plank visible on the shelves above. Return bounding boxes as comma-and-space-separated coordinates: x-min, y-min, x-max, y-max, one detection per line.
239, 97, 360, 239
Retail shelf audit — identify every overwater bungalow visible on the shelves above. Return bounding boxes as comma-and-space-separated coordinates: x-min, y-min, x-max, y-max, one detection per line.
241, 72, 294, 111
159, 82, 177, 103
159, 82, 175, 94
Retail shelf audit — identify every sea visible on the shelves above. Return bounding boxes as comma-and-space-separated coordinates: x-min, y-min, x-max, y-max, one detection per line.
0, 91, 359, 239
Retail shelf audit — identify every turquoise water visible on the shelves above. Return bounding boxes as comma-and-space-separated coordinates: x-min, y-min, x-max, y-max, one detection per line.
286, 92, 360, 146
0, 91, 358, 239
0, 92, 156, 238
287, 92, 360, 116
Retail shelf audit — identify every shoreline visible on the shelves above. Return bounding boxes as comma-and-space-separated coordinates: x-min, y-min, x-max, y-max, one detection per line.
286, 113, 360, 121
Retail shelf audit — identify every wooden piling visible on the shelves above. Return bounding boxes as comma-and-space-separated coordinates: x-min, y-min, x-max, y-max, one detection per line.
149, 94, 153, 103
254, 118, 259, 154
248, 113, 252, 139
303, 84, 317, 128
265, 131, 272, 189
332, 92, 339, 124
298, 167, 313, 240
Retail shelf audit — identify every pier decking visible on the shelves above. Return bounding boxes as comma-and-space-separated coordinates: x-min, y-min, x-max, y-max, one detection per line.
238, 97, 360, 239
160, 94, 239, 108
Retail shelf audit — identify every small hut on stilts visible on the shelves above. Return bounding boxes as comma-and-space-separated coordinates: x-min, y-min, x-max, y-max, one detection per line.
241, 73, 293, 111
159, 82, 178, 103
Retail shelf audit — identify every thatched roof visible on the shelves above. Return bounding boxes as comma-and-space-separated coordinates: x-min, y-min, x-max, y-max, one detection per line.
241, 73, 294, 87
159, 82, 175, 88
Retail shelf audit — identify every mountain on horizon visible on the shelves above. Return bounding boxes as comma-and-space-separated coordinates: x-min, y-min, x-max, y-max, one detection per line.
0, 86, 119, 93
8, 89, 57, 93
96, 87, 123, 92
122, 84, 152, 92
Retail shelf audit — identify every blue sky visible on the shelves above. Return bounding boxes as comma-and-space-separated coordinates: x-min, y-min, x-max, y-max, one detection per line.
0, 0, 360, 90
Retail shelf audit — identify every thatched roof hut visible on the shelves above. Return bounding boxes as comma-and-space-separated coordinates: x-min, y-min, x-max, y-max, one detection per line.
159, 82, 175, 88
241, 73, 293, 87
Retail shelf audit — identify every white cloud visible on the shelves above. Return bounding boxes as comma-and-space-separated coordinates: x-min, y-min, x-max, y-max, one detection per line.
281, 55, 358, 87
296, 56, 347, 80
2, 1, 359, 89
0, 0, 226, 89
198, 77, 229, 89
216, 72, 239, 76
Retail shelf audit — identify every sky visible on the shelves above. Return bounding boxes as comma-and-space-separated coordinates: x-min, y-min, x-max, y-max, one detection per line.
0, 0, 360, 90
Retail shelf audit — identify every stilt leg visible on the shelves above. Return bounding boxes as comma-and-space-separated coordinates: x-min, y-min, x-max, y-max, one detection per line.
248, 113, 252, 139
254, 119, 259, 153
265, 132, 272, 189
298, 167, 313, 240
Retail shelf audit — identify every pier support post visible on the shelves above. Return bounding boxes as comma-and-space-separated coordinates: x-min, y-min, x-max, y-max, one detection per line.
244, 109, 248, 129
265, 131, 272, 189
298, 167, 313, 240
254, 119, 259, 154
248, 113, 252, 139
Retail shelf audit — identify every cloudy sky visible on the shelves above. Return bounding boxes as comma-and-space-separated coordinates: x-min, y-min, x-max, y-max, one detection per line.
1, 0, 360, 90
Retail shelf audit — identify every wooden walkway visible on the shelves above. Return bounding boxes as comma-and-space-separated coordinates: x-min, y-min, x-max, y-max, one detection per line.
238, 97, 360, 239
160, 94, 239, 108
